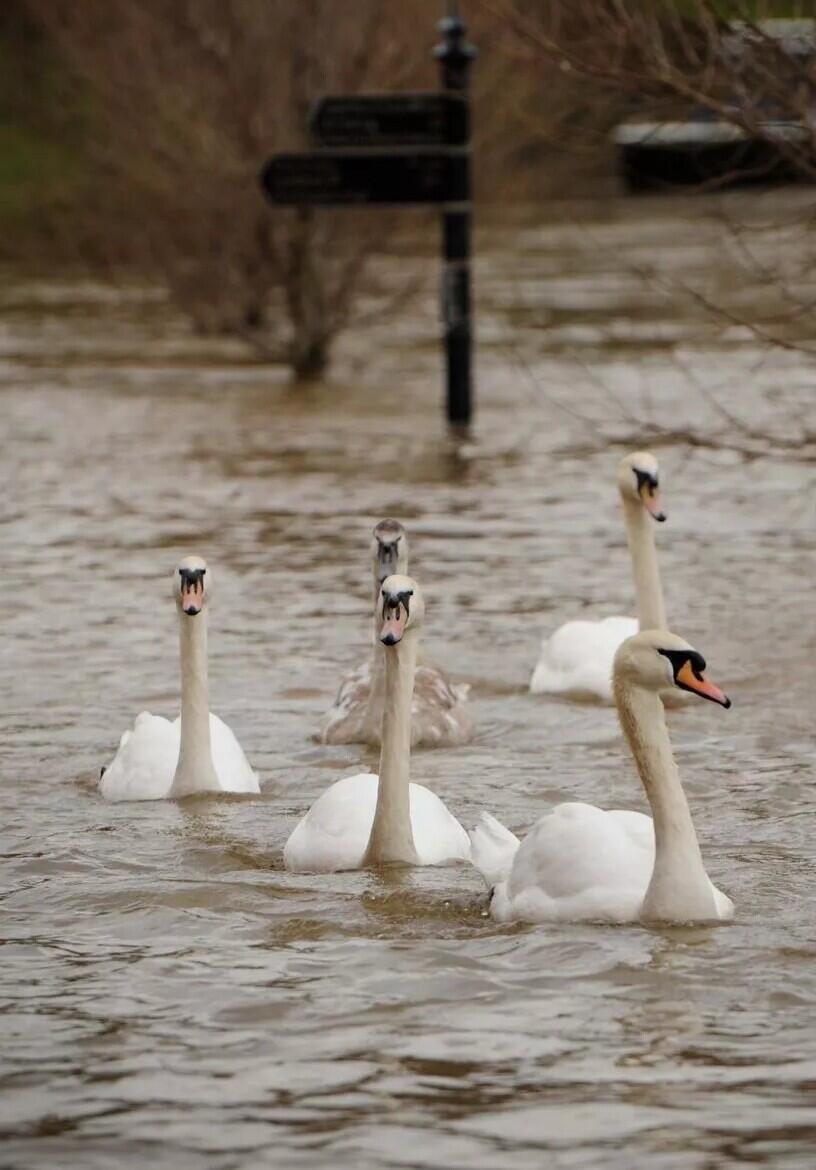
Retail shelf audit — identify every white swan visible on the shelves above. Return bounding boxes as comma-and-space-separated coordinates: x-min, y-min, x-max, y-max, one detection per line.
530, 451, 667, 702
322, 520, 472, 748
473, 630, 734, 924
286, 574, 470, 872
100, 556, 259, 801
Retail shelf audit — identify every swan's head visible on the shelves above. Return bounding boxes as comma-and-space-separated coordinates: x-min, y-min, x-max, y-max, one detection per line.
173, 554, 210, 617
614, 629, 730, 708
617, 451, 666, 522
377, 573, 424, 647
371, 519, 408, 588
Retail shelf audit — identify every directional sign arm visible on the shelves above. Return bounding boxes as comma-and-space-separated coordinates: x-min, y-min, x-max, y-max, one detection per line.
310, 93, 466, 147
260, 149, 467, 207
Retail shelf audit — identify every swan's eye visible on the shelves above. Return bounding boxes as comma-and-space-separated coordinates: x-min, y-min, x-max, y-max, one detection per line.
660, 647, 729, 708
381, 588, 413, 619
658, 647, 706, 681
687, 650, 706, 680
179, 567, 206, 592
178, 568, 206, 615
634, 469, 658, 495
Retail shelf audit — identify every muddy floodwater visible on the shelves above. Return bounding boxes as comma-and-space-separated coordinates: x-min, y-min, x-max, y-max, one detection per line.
1, 193, 815, 1169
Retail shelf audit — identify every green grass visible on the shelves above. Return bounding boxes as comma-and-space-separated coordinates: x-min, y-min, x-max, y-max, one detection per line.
0, 121, 80, 223
0, 15, 89, 241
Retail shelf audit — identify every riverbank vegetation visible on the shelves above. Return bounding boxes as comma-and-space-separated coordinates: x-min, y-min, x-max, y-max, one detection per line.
2, 0, 814, 381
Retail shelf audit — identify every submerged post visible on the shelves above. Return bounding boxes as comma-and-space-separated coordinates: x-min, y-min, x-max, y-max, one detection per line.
435, 6, 476, 429
261, 8, 477, 429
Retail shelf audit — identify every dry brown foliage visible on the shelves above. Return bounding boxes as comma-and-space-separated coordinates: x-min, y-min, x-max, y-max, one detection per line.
486, 1, 816, 181
482, 1, 816, 360
21, 0, 553, 377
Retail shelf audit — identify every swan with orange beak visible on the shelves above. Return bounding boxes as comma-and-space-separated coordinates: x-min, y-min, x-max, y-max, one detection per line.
473, 629, 734, 925
285, 574, 470, 872
530, 451, 671, 702
99, 556, 259, 801
321, 520, 472, 748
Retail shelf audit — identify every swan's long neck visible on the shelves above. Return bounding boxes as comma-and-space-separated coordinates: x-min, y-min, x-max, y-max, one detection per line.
365, 552, 407, 729
614, 680, 717, 921
363, 630, 419, 866
362, 639, 387, 740
170, 613, 220, 797
621, 495, 666, 630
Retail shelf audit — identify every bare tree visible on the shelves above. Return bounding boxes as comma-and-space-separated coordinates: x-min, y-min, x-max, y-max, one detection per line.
19, 1, 435, 377
485, 4, 816, 177
478, 2, 816, 350
20, 1, 550, 379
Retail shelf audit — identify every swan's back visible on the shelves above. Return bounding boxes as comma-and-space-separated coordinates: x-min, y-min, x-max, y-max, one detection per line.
284, 773, 379, 872
322, 658, 471, 748
100, 711, 259, 801
530, 616, 637, 701
208, 715, 260, 795
283, 772, 471, 872
469, 812, 521, 889
100, 712, 179, 801
412, 665, 472, 747
489, 802, 654, 923
321, 660, 374, 745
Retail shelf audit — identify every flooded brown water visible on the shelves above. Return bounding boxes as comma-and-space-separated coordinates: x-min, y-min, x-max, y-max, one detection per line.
1, 192, 815, 1169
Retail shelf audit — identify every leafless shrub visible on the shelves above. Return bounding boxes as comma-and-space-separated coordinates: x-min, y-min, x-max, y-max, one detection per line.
486, 1, 816, 175
20, 0, 551, 379
480, 2, 816, 370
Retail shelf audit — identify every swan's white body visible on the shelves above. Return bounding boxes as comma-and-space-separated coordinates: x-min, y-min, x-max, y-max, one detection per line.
472, 804, 730, 924
100, 711, 259, 802
530, 453, 666, 703
283, 772, 470, 872
100, 557, 259, 802
475, 632, 734, 925
288, 574, 470, 873
322, 521, 472, 748
530, 616, 638, 700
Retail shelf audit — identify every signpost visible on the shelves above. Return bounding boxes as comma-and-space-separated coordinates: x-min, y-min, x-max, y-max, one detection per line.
310, 93, 467, 148
434, 11, 476, 431
261, 150, 467, 207
259, 8, 476, 428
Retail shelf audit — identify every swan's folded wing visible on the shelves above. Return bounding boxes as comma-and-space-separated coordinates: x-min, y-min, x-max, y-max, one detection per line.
408, 783, 471, 864
99, 711, 178, 801
284, 774, 469, 871
497, 802, 654, 923
283, 773, 379, 872
321, 659, 373, 744
711, 884, 735, 921
607, 808, 655, 853
209, 714, 260, 794
530, 616, 637, 700
469, 811, 520, 888
411, 666, 473, 748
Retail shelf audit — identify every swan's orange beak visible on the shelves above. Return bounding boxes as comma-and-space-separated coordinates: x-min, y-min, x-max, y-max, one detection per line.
380, 605, 408, 646
639, 482, 666, 522
676, 660, 730, 708
180, 579, 204, 616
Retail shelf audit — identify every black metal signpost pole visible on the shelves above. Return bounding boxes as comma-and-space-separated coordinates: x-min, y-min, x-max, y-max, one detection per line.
260, 8, 477, 428
435, 7, 476, 428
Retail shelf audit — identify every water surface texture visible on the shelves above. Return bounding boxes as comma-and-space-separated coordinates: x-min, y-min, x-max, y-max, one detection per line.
2, 194, 815, 1169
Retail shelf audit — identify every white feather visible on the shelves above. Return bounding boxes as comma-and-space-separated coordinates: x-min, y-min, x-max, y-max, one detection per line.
283, 772, 471, 873
100, 711, 259, 801
468, 811, 521, 890
530, 616, 637, 702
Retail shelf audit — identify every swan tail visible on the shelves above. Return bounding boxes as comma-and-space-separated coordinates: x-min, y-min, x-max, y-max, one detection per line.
469, 811, 520, 890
